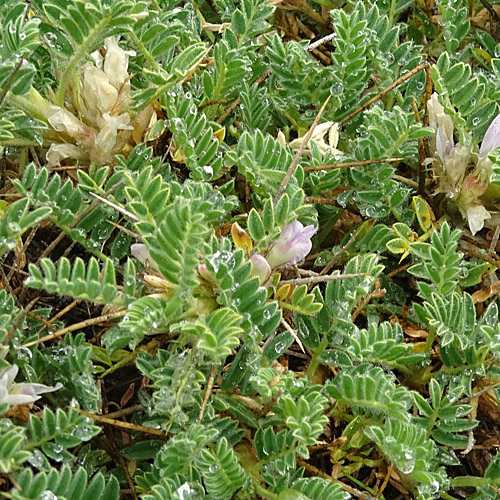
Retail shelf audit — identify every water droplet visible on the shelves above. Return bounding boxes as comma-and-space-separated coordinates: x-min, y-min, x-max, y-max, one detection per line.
7, 222, 21, 233
330, 82, 344, 95
39, 491, 58, 500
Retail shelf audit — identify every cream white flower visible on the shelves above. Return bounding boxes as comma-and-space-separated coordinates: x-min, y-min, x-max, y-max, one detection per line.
0, 364, 62, 409
427, 93, 454, 145
44, 37, 150, 167
278, 122, 343, 157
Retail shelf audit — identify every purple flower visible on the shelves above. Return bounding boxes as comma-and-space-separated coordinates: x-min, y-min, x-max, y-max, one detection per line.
266, 221, 317, 269
251, 254, 272, 284
0, 364, 62, 408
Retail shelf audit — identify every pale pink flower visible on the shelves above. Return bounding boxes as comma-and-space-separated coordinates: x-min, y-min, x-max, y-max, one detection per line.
266, 222, 317, 269
0, 364, 61, 408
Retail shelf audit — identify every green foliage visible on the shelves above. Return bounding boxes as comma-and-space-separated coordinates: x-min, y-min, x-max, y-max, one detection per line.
328, 6, 373, 116
320, 321, 426, 369
227, 129, 294, 196
14, 165, 83, 227
365, 419, 445, 492
0, 3, 40, 96
409, 221, 462, 298
328, 364, 413, 422
196, 438, 247, 499
146, 201, 208, 289
136, 349, 205, 423
432, 52, 499, 138
0, 110, 47, 149
414, 378, 477, 447
203, 39, 249, 111
27, 407, 101, 462
181, 308, 243, 362
0, 290, 22, 344
273, 382, 329, 456
0, 198, 51, 257
2, 1, 500, 498
339, 106, 432, 218
133, 43, 209, 111
437, 0, 470, 53
162, 92, 224, 181
34, 0, 139, 105
288, 477, 348, 500
11, 466, 119, 500
26, 256, 136, 305
204, 242, 282, 347
228, 0, 274, 44
29, 333, 100, 411
0, 425, 30, 473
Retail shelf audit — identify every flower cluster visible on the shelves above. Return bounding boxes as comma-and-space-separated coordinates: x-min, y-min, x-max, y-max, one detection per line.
0, 364, 61, 409
45, 37, 155, 167
131, 221, 316, 293
426, 93, 500, 234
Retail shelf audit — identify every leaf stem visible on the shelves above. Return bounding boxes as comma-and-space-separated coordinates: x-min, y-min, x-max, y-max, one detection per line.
306, 333, 329, 381
56, 16, 111, 107
128, 31, 160, 72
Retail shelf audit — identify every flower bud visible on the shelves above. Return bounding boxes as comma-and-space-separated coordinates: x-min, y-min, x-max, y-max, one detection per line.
251, 254, 272, 284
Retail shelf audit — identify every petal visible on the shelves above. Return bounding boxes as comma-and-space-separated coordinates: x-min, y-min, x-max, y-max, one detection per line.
312, 121, 334, 140
302, 224, 317, 239
131, 244, 160, 274
0, 364, 18, 387
0, 385, 8, 406
7, 393, 41, 406
93, 113, 133, 154
328, 122, 339, 149
446, 145, 470, 185
16, 382, 62, 396
131, 244, 151, 266
46, 144, 87, 167
467, 206, 491, 235
81, 63, 118, 115
277, 130, 287, 148
45, 105, 94, 144
480, 113, 500, 157
103, 37, 134, 90
266, 222, 316, 268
